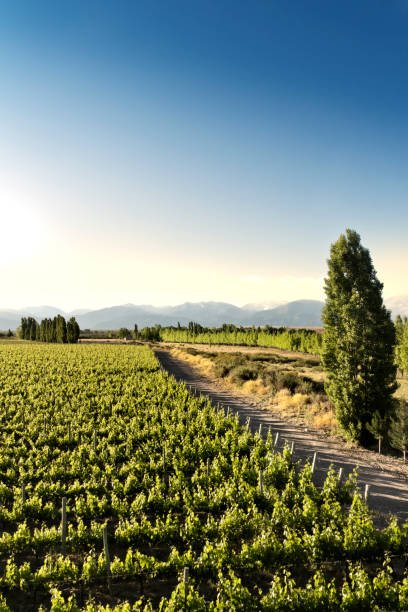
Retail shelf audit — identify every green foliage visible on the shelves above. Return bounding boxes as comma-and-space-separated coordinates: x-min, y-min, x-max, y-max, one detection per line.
118, 328, 132, 339
160, 324, 322, 355
67, 317, 80, 344
395, 315, 408, 375
389, 399, 408, 460
321, 229, 397, 442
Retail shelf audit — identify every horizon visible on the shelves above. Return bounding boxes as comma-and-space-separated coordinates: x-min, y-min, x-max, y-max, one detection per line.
1, 1, 407, 309
2, 292, 407, 316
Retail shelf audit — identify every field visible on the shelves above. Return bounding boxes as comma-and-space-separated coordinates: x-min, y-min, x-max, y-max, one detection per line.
1, 342, 408, 610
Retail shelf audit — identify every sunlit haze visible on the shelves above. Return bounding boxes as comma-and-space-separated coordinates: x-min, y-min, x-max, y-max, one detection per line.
1, 1, 407, 311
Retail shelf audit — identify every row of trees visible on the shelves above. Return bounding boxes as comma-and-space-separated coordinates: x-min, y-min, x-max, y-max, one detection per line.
160, 324, 322, 354
19, 316, 80, 344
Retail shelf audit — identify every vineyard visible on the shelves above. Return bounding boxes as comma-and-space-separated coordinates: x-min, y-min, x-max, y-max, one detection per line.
1, 342, 408, 611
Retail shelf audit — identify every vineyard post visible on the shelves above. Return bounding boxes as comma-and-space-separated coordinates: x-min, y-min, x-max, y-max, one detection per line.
311, 452, 318, 475
183, 567, 189, 611
258, 423, 262, 437
103, 525, 111, 592
338, 467, 343, 482
61, 496, 67, 552
247, 417, 251, 431
274, 432, 279, 447
364, 483, 371, 503
290, 440, 295, 454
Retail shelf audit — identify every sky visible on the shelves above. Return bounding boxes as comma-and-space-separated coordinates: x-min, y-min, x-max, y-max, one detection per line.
0, 0, 407, 311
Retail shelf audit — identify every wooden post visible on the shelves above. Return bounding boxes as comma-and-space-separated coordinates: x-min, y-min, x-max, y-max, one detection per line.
338, 467, 343, 482
61, 497, 67, 552
103, 525, 111, 591
290, 440, 295, 454
258, 423, 262, 437
378, 436, 382, 455
259, 469, 263, 495
311, 452, 318, 475
183, 566, 189, 610
274, 432, 279, 447
364, 483, 371, 503
226, 406, 230, 417
183, 566, 189, 584
247, 417, 251, 430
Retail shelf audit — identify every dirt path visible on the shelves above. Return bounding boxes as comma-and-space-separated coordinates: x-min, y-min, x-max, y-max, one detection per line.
155, 349, 408, 525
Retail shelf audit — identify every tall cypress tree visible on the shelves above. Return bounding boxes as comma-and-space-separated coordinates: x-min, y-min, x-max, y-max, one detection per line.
321, 229, 397, 443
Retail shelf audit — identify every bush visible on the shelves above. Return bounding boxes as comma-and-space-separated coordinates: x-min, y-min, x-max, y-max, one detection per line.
229, 365, 261, 386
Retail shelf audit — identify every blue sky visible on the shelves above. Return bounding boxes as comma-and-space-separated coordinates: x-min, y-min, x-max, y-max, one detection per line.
0, 1, 407, 309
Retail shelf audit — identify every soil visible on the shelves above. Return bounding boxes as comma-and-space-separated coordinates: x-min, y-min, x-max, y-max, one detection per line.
154, 348, 408, 527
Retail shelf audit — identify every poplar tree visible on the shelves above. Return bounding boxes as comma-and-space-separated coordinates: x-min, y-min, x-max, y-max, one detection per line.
321, 229, 397, 443
67, 317, 80, 343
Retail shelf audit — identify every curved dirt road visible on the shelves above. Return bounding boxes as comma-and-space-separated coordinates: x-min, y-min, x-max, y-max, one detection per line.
155, 349, 408, 526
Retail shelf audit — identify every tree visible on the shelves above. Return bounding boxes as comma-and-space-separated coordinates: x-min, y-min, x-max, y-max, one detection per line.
395, 316, 408, 376
118, 328, 131, 339
366, 411, 389, 454
55, 315, 67, 344
321, 229, 397, 443
389, 400, 408, 462
133, 324, 139, 340
67, 317, 80, 343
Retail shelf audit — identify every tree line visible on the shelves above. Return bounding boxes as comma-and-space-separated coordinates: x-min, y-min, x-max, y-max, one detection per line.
159, 324, 322, 354
18, 315, 80, 344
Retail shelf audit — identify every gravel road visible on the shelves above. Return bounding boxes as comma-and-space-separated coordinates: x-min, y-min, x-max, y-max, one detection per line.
155, 349, 408, 526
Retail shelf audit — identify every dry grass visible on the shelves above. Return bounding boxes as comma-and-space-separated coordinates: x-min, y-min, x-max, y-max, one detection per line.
241, 379, 270, 395
171, 348, 215, 377
170, 347, 339, 433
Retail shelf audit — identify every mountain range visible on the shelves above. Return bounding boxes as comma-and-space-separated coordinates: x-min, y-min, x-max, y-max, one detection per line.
1, 295, 407, 331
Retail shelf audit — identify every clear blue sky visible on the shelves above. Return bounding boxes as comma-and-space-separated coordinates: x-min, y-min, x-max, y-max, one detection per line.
1, 1, 407, 309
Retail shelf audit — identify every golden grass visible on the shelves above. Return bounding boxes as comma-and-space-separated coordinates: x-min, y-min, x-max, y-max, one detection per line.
171, 349, 215, 376
241, 379, 270, 395
271, 389, 338, 432
170, 347, 339, 433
